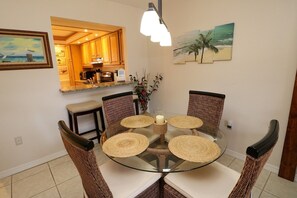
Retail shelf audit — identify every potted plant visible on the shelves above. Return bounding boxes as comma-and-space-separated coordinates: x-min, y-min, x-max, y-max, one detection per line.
129, 72, 163, 113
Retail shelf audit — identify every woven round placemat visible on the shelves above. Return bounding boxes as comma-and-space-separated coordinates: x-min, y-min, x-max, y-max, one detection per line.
168, 135, 221, 163
102, 133, 149, 158
120, 115, 154, 128
168, 115, 203, 129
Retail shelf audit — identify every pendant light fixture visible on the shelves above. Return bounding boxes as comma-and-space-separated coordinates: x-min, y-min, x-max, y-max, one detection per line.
140, 0, 172, 46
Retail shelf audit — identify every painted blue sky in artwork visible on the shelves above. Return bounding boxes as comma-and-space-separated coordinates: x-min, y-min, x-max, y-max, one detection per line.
0, 35, 45, 57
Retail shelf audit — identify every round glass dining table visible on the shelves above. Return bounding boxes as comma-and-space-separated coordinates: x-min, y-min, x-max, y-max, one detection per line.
101, 115, 227, 173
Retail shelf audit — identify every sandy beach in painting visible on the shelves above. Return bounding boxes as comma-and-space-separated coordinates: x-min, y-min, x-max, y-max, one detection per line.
173, 46, 232, 64
214, 46, 232, 61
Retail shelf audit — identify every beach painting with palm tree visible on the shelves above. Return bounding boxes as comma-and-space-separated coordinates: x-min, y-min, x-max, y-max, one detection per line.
173, 23, 234, 64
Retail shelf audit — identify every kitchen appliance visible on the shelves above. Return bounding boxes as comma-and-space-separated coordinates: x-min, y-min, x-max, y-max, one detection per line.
101, 71, 114, 82
80, 71, 95, 80
95, 69, 101, 83
91, 57, 103, 66
116, 68, 126, 82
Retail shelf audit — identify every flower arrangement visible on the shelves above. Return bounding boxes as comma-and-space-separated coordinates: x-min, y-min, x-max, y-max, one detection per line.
129, 72, 163, 113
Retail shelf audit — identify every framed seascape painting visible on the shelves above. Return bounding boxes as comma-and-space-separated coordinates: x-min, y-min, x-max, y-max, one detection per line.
173, 23, 235, 64
0, 28, 53, 70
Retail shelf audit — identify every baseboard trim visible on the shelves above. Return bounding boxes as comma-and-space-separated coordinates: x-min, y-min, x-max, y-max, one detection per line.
0, 139, 98, 179
0, 150, 67, 179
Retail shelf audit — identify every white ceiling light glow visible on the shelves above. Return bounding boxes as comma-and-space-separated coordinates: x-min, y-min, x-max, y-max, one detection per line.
140, 0, 172, 47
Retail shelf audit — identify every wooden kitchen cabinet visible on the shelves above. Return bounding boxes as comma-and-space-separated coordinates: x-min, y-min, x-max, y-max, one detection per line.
80, 31, 122, 67
109, 32, 120, 65
101, 34, 111, 64
95, 38, 102, 58
118, 29, 125, 65
101, 31, 120, 65
90, 38, 102, 59
81, 42, 91, 68
90, 40, 97, 59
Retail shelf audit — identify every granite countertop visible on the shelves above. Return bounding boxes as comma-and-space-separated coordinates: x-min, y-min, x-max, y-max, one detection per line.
59, 81, 133, 93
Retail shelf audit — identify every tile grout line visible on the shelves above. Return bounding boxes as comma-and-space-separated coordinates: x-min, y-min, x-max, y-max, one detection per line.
47, 162, 62, 198
261, 190, 281, 198
10, 176, 13, 198
11, 163, 49, 185
227, 157, 237, 168
258, 171, 272, 198
10, 163, 51, 198
260, 172, 281, 198
27, 187, 59, 198
263, 171, 271, 189
24, 163, 59, 198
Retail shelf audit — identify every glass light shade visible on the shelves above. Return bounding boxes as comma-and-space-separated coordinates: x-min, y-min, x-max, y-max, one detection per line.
140, 10, 160, 36
150, 22, 163, 42
160, 30, 172, 46
151, 23, 168, 43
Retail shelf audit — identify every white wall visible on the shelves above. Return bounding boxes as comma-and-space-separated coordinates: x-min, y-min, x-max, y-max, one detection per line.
1, 0, 297, 178
149, 0, 297, 171
0, 0, 149, 177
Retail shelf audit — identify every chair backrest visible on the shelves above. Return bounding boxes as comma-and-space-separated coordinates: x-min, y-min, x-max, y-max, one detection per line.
58, 120, 112, 198
229, 120, 279, 198
102, 91, 135, 126
187, 90, 225, 134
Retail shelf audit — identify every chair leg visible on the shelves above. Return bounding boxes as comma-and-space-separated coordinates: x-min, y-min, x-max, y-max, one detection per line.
68, 111, 73, 131
93, 111, 101, 142
73, 114, 79, 134
98, 107, 105, 131
134, 99, 139, 115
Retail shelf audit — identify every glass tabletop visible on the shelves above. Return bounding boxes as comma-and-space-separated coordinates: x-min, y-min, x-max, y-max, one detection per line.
102, 115, 227, 173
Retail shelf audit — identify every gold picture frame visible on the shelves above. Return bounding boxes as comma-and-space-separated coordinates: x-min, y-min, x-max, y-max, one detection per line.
0, 28, 53, 70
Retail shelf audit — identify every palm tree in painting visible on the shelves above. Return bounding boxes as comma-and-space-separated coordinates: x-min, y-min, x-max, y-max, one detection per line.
187, 43, 201, 61
197, 31, 219, 63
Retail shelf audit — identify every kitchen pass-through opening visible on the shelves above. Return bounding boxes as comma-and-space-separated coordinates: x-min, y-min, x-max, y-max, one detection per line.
50, 16, 126, 91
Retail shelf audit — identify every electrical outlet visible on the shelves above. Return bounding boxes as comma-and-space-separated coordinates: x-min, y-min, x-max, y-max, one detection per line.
227, 120, 233, 129
14, 136, 23, 145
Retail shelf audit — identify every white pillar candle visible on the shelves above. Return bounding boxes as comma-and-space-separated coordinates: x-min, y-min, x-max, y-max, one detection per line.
156, 115, 165, 124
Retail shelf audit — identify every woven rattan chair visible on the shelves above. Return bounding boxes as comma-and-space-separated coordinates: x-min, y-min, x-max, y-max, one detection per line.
101, 91, 159, 144
187, 90, 226, 136
59, 120, 161, 198
102, 91, 136, 126
102, 91, 135, 138
163, 120, 279, 198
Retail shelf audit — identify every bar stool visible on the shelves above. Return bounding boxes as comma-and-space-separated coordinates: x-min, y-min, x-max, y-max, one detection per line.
132, 94, 139, 115
66, 100, 105, 141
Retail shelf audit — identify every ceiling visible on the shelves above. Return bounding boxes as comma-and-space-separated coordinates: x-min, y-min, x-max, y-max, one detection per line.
106, 0, 150, 9
51, 17, 122, 45
51, 1, 156, 45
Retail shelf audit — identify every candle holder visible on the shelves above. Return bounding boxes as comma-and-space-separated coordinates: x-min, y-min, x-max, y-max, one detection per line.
153, 120, 168, 144
153, 120, 168, 134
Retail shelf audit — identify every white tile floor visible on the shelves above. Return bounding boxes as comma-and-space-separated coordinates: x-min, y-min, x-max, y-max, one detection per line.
0, 144, 296, 198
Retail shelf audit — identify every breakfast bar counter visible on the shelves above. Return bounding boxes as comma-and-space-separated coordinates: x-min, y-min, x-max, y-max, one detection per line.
59, 81, 133, 93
